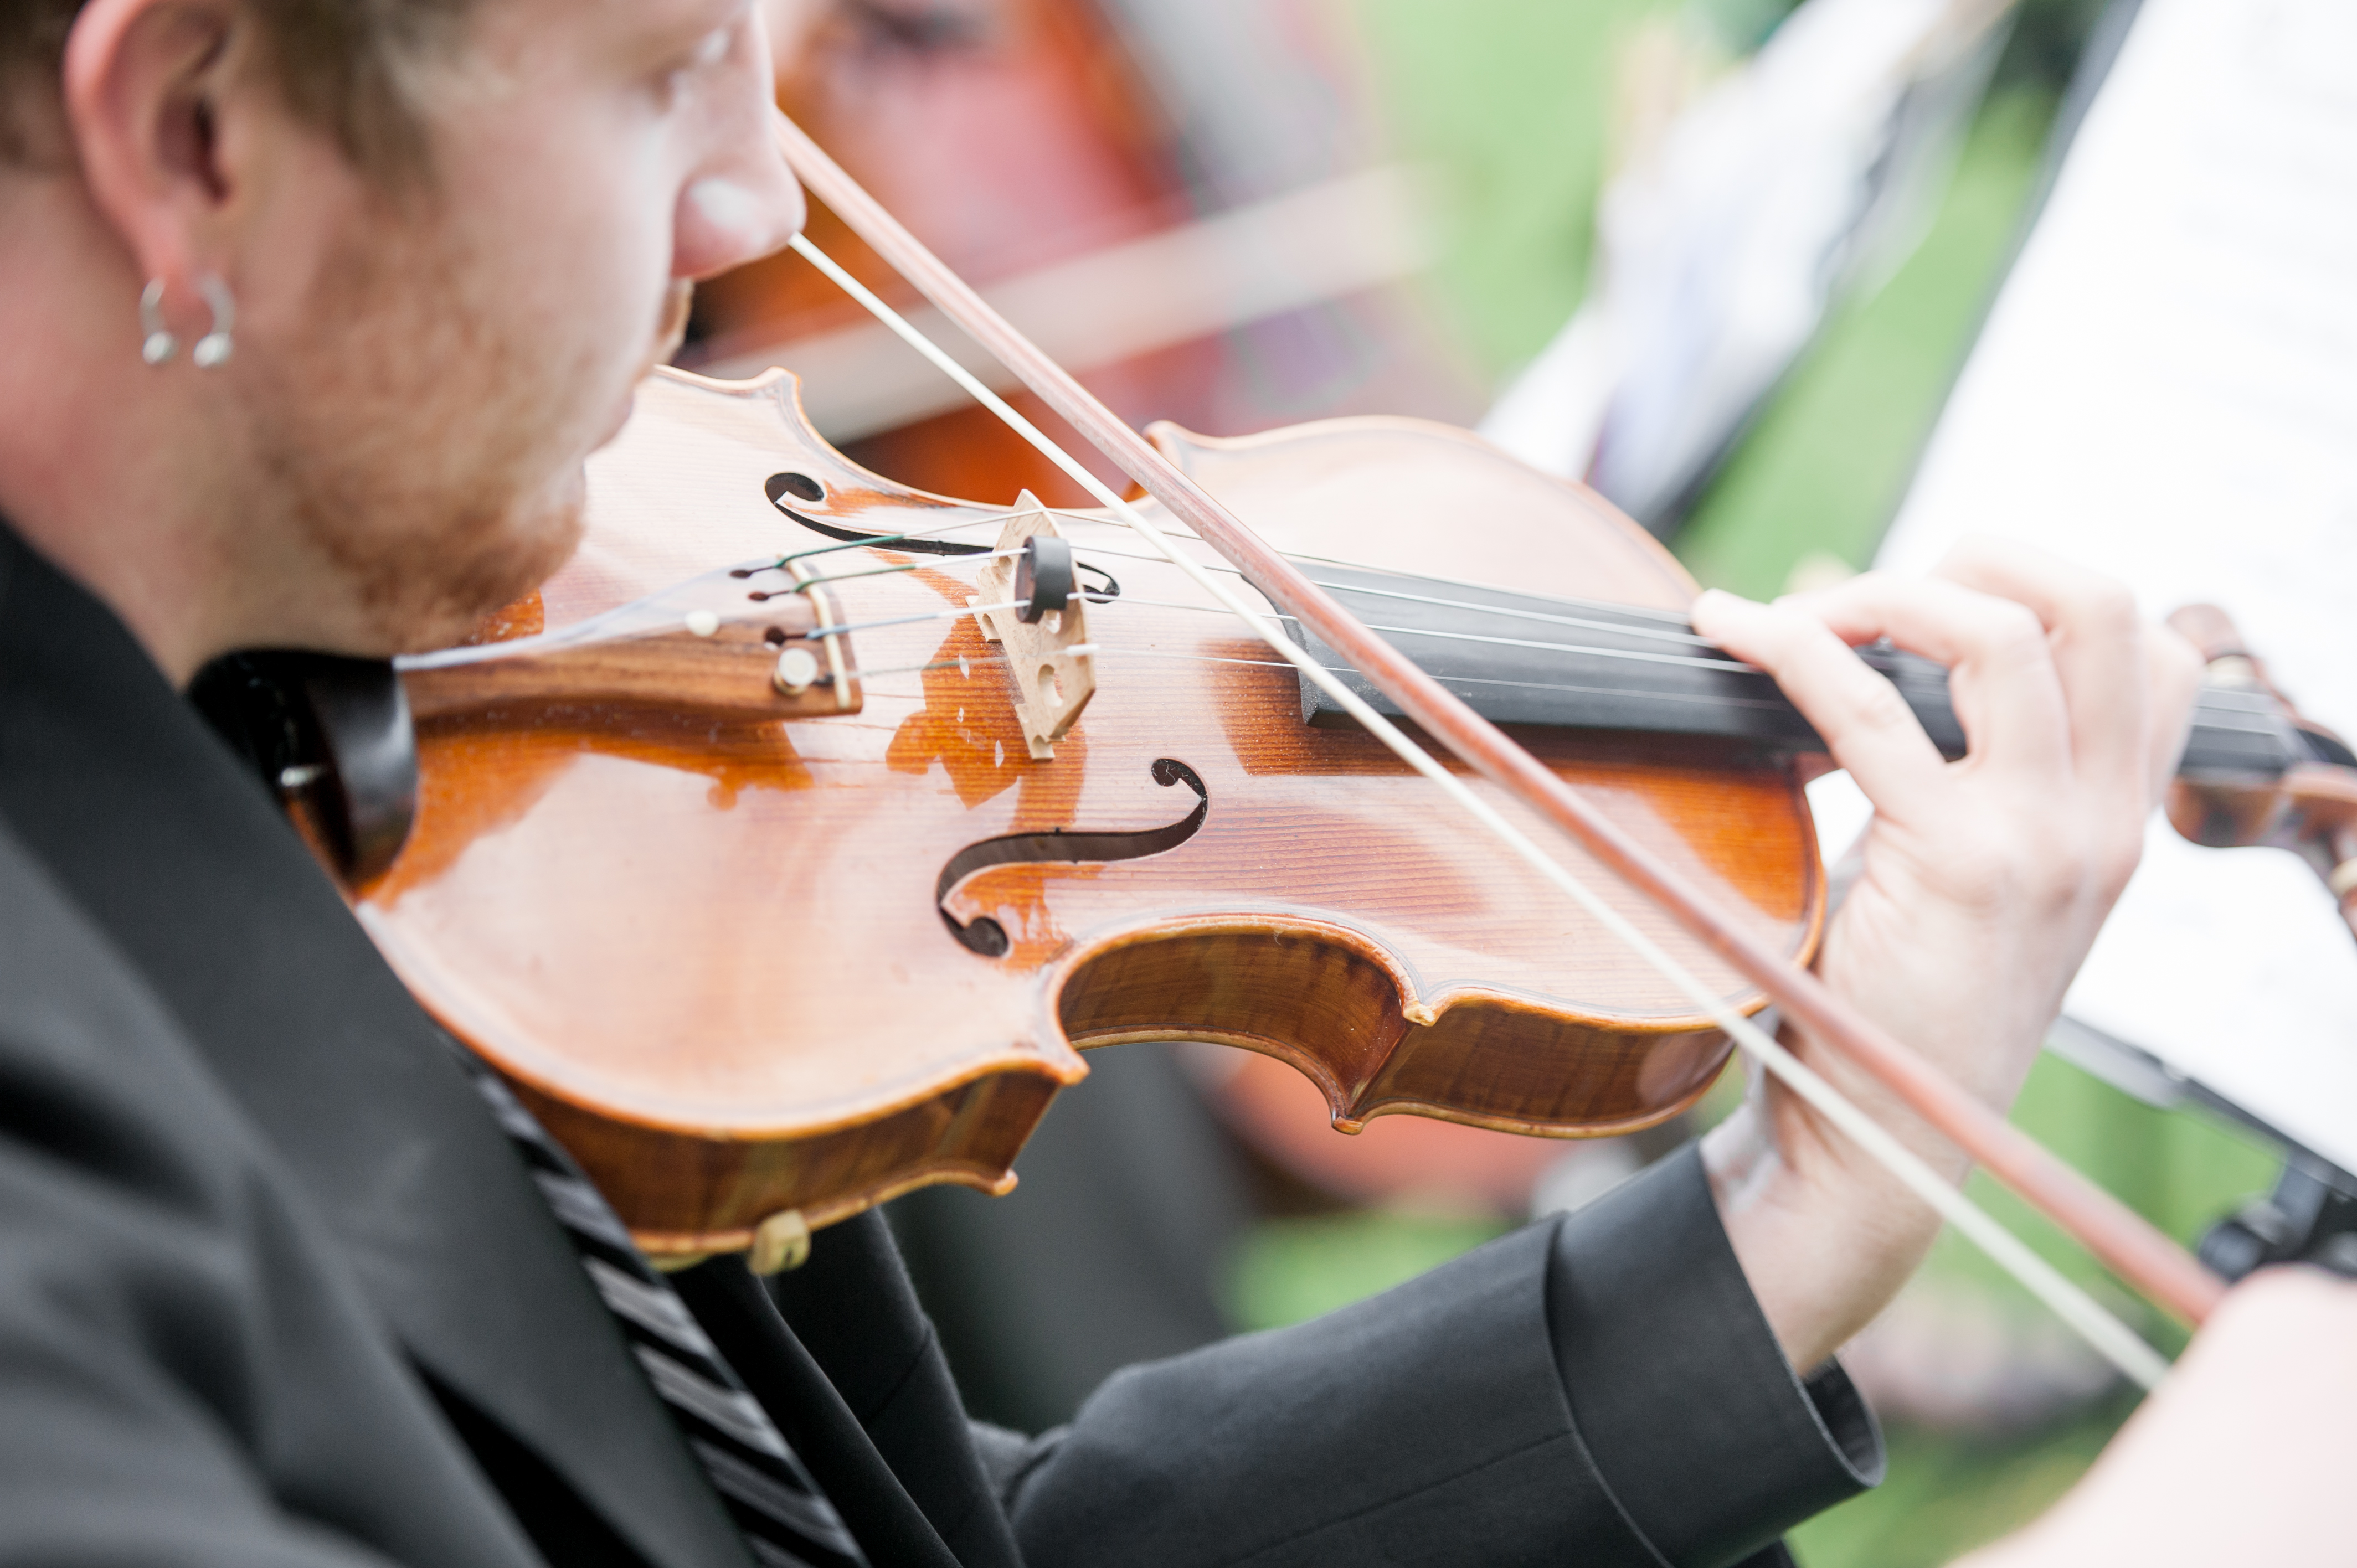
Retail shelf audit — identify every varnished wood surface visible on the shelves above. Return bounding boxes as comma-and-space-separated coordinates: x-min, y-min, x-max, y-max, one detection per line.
357, 368, 1822, 1254
402, 588, 852, 726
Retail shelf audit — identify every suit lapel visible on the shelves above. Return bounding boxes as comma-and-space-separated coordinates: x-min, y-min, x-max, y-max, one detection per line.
676, 1214, 1021, 1568
764, 1214, 1025, 1568
0, 529, 752, 1568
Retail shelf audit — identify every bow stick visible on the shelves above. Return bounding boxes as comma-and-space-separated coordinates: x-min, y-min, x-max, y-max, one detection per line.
768, 114, 2226, 1364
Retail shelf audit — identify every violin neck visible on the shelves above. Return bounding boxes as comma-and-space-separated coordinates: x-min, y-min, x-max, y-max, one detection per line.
1285, 565, 2335, 780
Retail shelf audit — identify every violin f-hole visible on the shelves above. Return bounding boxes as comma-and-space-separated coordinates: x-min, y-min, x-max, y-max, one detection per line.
936, 759, 1209, 956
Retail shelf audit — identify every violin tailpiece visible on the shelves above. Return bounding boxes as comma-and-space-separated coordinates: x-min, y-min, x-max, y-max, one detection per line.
969, 489, 1097, 759
399, 564, 864, 724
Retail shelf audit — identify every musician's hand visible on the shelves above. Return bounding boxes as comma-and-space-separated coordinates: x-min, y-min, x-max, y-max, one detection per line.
1953, 1265, 2357, 1568
1687, 538, 2202, 1369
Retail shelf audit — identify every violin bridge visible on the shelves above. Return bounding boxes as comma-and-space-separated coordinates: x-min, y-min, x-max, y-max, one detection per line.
785, 558, 860, 712
970, 489, 1096, 760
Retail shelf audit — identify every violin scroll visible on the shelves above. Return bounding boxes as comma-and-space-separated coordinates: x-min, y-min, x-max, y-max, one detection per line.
2164, 603, 2357, 942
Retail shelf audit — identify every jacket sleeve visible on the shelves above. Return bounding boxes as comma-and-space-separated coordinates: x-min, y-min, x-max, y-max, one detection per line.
0, 833, 542, 1568
1003, 1145, 1879, 1568
1547, 1145, 1881, 1567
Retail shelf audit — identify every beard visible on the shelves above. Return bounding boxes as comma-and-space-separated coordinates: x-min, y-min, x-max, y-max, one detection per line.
235, 197, 626, 656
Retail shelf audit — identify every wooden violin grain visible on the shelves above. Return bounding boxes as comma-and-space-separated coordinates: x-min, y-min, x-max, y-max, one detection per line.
403, 620, 845, 725
354, 369, 1823, 1256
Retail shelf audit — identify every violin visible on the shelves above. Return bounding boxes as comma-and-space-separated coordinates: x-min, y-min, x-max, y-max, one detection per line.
2164, 602, 2357, 943
306, 349, 2335, 1300
222, 115, 2353, 1368
361, 367, 1824, 1260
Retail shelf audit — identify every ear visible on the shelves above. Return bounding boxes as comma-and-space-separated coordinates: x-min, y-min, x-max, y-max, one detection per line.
61, 0, 254, 300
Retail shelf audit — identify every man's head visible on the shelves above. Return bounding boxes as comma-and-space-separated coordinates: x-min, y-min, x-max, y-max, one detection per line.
0, 0, 805, 680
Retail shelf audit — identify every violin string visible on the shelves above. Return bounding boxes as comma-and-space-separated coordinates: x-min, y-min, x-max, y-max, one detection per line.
1021, 537, 1718, 648
1022, 509, 1711, 633
765, 510, 1023, 564
800, 595, 1778, 711
822, 563, 2265, 733
764, 541, 1090, 601
753, 563, 919, 598
763, 493, 1718, 652
1080, 646, 1811, 712
788, 231, 2173, 1388
819, 656, 974, 685
798, 598, 1805, 715
795, 522, 1722, 652
817, 599, 1030, 638
809, 577, 1787, 705
790, 540, 1751, 670
1296, 581, 1715, 647
761, 499, 1164, 567
1037, 588, 1751, 673
987, 517, 1709, 636
1279, 618, 1746, 671
1285, 549, 1699, 627
768, 496, 1856, 702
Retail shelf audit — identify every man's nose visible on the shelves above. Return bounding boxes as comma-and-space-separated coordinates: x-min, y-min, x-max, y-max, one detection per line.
673, 24, 809, 286
674, 154, 806, 281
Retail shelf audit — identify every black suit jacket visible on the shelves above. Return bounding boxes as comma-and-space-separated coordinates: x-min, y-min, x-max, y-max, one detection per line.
0, 524, 1876, 1567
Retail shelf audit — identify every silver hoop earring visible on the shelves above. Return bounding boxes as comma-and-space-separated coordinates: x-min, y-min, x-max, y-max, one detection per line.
139, 278, 177, 365
192, 275, 235, 369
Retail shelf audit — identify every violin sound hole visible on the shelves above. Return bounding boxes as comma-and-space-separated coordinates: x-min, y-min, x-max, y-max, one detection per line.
936, 759, 1210, 957
958, 916, 1013, 958
765, 471, 825, 504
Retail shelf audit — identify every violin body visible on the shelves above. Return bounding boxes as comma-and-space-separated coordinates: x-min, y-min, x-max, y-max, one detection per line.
356, 369, 1823, 1257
